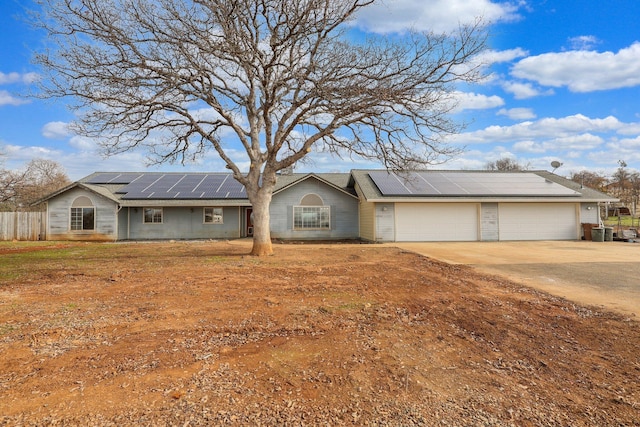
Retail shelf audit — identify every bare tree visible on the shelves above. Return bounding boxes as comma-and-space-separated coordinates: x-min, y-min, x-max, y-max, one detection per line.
21, 159, 71, 209
629, 172, 640, 215
569, 170, 607, 192
613, 161, 629, 193
484, 158, 528, 171
0, 159, 70, 211
33, 0, 487, 255
0, 170, 27, 210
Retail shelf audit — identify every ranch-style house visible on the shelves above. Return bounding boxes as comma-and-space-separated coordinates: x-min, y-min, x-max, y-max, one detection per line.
36, 169, 616, 242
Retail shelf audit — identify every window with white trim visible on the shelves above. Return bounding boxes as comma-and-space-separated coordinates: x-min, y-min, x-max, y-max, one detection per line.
294, 194, 330, 230
70, 196, 95, 231
204, 207, 223, 224
143, 208, 163, 223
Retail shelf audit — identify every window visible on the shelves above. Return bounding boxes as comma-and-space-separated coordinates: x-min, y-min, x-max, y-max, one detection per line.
204, 207, 223, 224
294, 194, 330, 230
294, 206, 330, 229
71, 207, 95, 230
70, 196, 95, 231
144, 208, 163, 223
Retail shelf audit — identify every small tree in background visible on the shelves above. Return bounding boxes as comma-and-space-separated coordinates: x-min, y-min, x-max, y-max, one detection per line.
569, 170, 607, 192
609, 161, 640, 215
33, 0, 487, 255
484, 157, 528, 171
0, 159, 70, 211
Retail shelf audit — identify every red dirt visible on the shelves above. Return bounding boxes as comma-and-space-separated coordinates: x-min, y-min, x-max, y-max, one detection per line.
0, 241, 638, 425
0, 243, 73, 255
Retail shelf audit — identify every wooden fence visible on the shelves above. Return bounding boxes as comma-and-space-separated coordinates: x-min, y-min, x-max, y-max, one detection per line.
0, 212, 47, 241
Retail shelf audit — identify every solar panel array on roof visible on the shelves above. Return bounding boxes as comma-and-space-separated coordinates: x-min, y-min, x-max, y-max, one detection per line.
85, 172, 143, 184
368, 171, 580, 197
114, 173, 246, 199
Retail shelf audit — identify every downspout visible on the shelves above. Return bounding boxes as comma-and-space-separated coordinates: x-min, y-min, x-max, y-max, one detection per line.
44, 201, 50, 241
115, 204, 122, 242
598, 202, 604, 227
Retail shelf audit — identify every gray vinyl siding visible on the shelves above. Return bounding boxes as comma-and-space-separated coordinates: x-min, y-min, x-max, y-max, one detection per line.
580, 203, 599, 224
270, 177, 359, 240
46, 187, 118, 241
122, 206, 241, 240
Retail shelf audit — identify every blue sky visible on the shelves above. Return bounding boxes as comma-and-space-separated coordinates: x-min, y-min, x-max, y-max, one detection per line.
1, 0, 640, 180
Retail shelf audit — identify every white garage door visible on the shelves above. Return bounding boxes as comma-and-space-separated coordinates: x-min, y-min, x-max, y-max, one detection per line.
499, 203, 577, 241
395, 203, 478, 241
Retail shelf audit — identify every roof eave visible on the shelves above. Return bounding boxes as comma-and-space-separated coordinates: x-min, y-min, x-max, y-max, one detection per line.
117, 199, 252, 207
273, 173, 358, 199
362, 196, 617, 203
31, 182, 122, 206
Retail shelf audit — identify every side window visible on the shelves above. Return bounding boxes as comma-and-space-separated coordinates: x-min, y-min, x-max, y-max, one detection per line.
70, 196, 95, 231
204, 207, 223, 224
143, 208, 163, 224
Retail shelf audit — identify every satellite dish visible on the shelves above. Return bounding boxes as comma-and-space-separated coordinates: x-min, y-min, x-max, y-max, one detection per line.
550, 160, 563, 173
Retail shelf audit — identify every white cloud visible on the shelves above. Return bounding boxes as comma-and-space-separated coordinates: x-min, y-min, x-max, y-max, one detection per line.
616, 122, 640, 136
0, 90, 29, 106
0, 72, 39, 85
545, 133, 604, 151
447, 114, 629, 144
466, 48, 529, 84
42, 121, 72, 139
450, 91, 504, 112
0, 72, 21, 84
512, 140, 545, 153
566, 35, 600, 51
353, 0, 522, 34
440, 114, 640, 172
441, 150, 488, 170
501, 81, 554, 99
609, 135, 640, 150
68, 135, 97, 151
477, 48, 528, 65
0, 144, 65, 172
497, 107, 536, 120
512, 42, 640, 92
0, 72, 39, 106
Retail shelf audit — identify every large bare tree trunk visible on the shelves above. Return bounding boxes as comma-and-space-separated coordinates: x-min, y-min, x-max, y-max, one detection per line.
248, 186, 274, 256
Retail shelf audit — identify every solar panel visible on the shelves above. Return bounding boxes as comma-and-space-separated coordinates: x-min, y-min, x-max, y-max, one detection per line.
85, 173, 143, 184
172, 174, 205, 193
116, 174, 163, 195
369, 171, 579, 197
368, 171, 411, 195
117, 173, 247, 199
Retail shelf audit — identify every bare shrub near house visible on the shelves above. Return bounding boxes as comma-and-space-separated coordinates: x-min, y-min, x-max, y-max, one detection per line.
33, 0, 486, 255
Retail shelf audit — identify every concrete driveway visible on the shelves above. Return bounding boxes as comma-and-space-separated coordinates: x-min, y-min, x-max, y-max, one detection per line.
393, 241, 640, 316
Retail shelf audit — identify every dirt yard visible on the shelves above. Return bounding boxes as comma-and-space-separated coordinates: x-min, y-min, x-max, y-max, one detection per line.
1, 241, 639, 426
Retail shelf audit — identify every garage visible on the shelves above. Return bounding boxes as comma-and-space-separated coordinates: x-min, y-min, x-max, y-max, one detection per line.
351, 170, 617, 242
499, 203, 578, 241
395, 203, 478, 241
